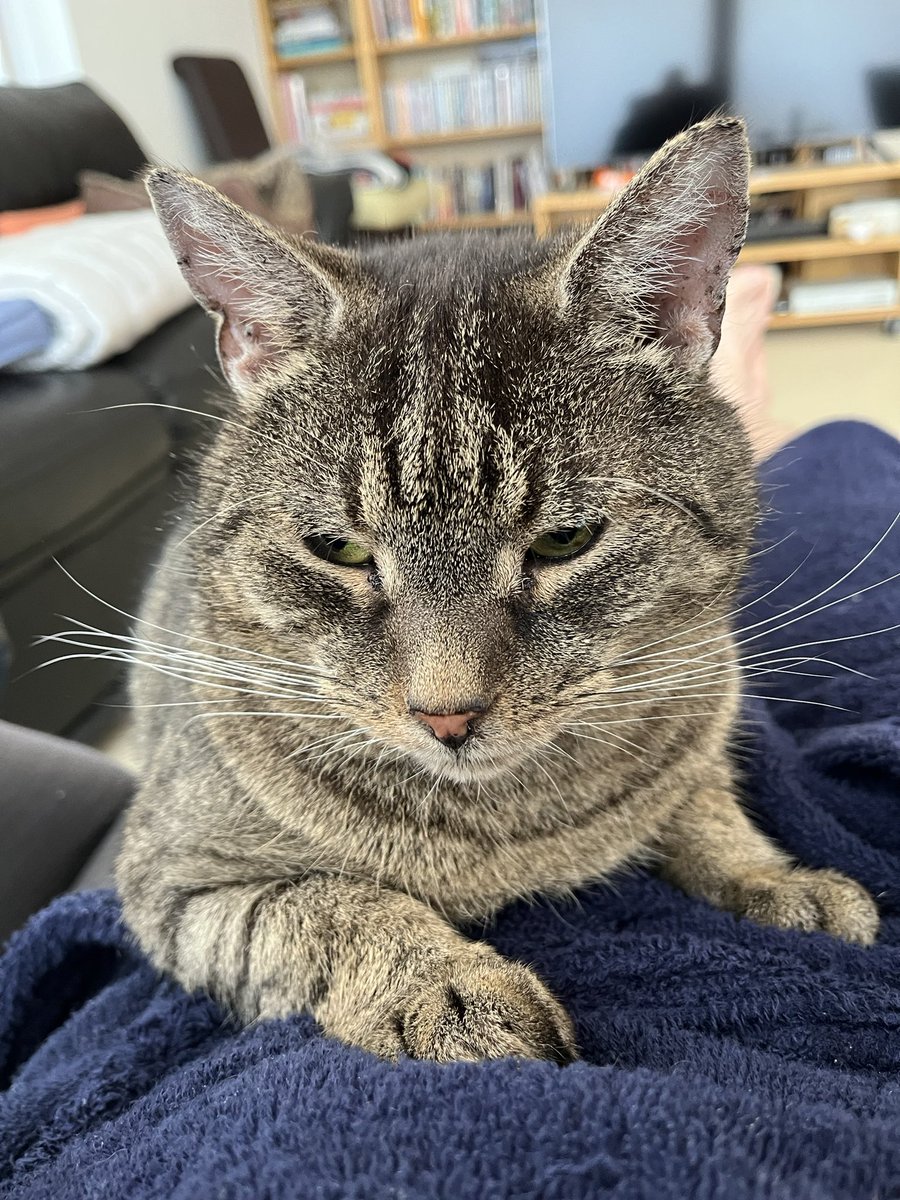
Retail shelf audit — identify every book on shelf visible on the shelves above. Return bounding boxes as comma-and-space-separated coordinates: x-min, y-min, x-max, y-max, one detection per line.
280, 74, 369, 144
423, 148, 546, 221
274, 3, 349, 59
369, 0, 534, 43
383, 44, 540, 136
278, 37, 350, 56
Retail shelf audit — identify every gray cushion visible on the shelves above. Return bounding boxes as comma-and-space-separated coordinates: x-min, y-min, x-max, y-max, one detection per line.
0, 720, 134, 943
70, 812, 125, 892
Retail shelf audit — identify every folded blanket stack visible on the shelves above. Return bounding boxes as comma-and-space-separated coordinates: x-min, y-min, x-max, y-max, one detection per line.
0, 211, 192, 371
1, 421, 898, 1199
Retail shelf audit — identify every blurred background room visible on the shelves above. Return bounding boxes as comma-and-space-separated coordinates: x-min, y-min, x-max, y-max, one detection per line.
0, 0, 897, 920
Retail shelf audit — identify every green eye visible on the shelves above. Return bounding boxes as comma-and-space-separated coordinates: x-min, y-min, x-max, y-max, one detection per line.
528, 524, 599, 560
305, 535, 373, 567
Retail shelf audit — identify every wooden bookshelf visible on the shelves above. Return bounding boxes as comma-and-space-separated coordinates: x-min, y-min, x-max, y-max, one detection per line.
533, 161, 900, 235
749, 160, 900, 195
769, 306, 900, 330
740, 235, 900, 265
375, 24, 537, 54
256, 0, 544, 227
384, 122, 543, 150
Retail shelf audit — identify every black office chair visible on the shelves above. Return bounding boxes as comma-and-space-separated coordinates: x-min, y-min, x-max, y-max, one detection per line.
173, 56, 271, 162
869, 67, 900, 129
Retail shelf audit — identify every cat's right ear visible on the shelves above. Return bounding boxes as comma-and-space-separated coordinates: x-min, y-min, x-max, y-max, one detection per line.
145, 168, 349, 393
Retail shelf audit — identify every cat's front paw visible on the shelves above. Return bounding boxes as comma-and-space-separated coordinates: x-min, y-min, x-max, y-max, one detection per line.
329, 953, 577, 1064
398, 955, 577, 1065
726, 867, 879, 945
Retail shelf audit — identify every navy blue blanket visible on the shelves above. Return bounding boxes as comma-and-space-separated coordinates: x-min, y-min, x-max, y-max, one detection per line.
2, 420, 899, 1199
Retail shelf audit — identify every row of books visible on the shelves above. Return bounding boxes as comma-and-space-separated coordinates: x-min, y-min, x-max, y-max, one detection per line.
423, 151, 547, 220
280, 74, 370, 144
369, 0, 534, 42
274, 3, 348, 58
383, 59, 540, 136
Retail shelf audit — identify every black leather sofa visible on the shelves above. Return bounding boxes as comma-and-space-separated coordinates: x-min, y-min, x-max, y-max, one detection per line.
0, 82, 222, 738
0, 82, 350, 740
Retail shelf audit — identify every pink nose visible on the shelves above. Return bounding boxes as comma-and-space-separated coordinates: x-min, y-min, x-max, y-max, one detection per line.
411, 708, 483, 747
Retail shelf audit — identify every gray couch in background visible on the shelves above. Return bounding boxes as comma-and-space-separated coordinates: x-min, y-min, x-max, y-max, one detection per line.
0, 720, 132, 944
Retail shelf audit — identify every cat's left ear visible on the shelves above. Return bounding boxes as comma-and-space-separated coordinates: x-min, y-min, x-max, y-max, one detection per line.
146, 168, 352, 393
557, 117, 750, 370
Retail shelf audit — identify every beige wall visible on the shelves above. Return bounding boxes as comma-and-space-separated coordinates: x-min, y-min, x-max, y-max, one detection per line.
66, 0, 274, 169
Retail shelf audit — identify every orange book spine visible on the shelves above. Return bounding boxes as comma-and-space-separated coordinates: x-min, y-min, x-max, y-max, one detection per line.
411, 0, 431, 39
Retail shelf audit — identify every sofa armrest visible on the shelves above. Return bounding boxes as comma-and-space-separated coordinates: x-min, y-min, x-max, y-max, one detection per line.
0, 720, 134, 944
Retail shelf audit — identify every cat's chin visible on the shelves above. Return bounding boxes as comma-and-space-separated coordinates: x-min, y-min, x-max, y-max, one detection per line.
406, 743, 527, 786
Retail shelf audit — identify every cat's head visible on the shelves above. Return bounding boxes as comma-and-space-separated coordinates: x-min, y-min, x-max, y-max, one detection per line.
148, 118, 756, 784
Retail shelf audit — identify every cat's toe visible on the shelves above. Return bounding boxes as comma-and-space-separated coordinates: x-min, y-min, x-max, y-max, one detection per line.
728, 867, 879, 945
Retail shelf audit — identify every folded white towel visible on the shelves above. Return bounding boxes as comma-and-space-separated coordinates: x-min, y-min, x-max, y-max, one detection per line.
0, 210, 193, 371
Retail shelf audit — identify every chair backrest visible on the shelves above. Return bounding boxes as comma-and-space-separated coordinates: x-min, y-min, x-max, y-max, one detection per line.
173, 56, 272, 163
868, 67, 900, 129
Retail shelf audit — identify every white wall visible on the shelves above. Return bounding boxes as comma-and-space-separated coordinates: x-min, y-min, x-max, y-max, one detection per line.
65, 0, 275, 169
0, 0, 80, 85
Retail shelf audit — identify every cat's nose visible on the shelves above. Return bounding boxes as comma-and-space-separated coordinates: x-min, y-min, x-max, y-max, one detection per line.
410, 706, 485, 749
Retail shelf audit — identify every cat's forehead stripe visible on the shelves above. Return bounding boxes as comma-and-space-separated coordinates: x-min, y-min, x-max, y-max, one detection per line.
353, 291, 527, 526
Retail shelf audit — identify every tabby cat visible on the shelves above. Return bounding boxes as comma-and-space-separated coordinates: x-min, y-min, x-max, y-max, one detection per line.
117, 119, 878, 1064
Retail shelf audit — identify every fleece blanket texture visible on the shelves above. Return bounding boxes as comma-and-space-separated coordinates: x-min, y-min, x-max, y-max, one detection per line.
1, 420, 899, 1200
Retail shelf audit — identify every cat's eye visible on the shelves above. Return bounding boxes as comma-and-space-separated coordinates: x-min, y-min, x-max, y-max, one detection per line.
528, 524, 601, 561
305, 534, 373, 567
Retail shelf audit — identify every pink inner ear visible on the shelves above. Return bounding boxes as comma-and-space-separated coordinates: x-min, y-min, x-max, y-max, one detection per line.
653, 188, 739, 361
217, 313, 279, 383
177, 231, 281, 385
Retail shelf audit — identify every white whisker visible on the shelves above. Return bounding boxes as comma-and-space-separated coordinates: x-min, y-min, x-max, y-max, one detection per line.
186, 710, 345, 725
564, 729, 640, 759
577, 691, 851, 714
34, 646, 330, 704
83, 401, 260, 438
581, 474, 707, 529
42, 626, 329, 690
50, 562, 336, 678
287, 727, 364, 761
615, 514, 900, 673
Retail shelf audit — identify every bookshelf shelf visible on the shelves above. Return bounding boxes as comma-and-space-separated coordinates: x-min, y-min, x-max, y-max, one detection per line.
385, 122, 543, 149
418, 210, 530, 230
275, 47, 357, 69
749, 160, 900, 195
531, 163, 900, 235
740, 234, 900, 265
375, 24, 537, 54
769, 305, 900, 330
